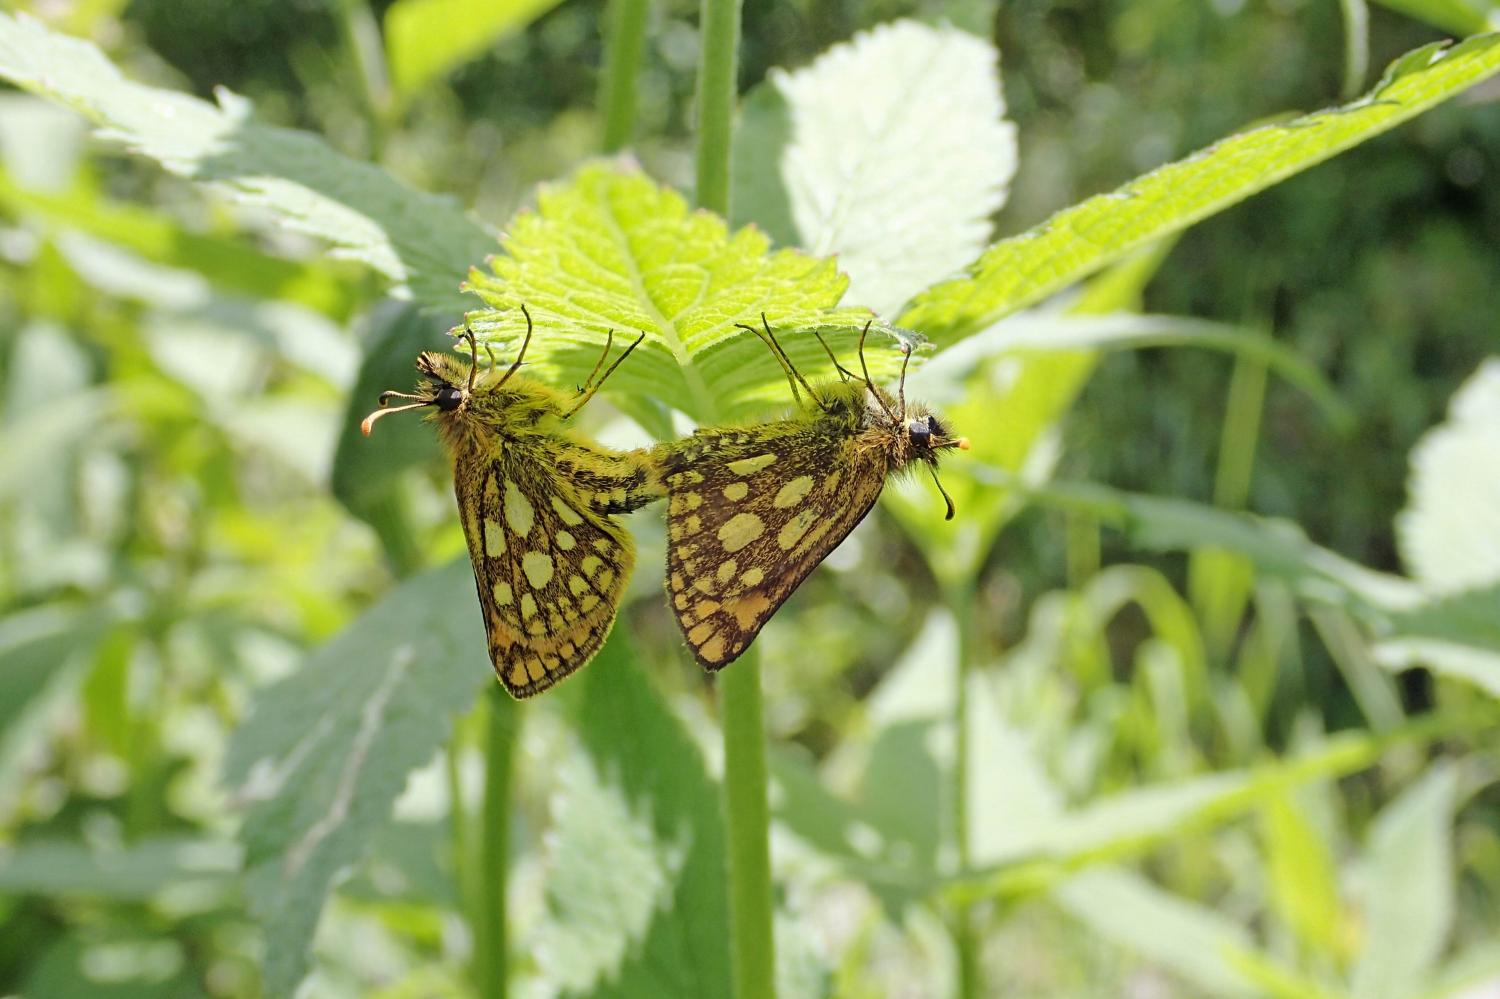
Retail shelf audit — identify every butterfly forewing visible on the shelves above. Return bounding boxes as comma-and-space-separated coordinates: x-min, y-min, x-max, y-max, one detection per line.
455, 442, 636, 697
660, 417, 886, 669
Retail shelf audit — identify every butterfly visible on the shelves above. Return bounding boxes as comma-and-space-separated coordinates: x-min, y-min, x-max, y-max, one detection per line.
655, 317, 969, 669
362, 306, 658, 697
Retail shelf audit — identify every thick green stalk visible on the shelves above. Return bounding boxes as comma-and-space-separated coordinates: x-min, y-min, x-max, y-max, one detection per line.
948, 581, 981, 999
692, 3, 772, 995
693, 0, 742, 216
475, 686, 518, 999
599, 0, 651, 152
720, 652, 776, 998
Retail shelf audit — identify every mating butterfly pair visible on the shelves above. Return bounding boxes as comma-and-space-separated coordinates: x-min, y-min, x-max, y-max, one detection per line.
362, 307, 968, 698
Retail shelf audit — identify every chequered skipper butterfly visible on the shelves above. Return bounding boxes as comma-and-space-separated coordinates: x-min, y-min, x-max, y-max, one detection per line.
655, 318, 969, 669
362, 306, 657, 697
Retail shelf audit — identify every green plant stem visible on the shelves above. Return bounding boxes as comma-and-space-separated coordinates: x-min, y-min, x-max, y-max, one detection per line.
720, 649, 776, 998
692, 3, 771, 994
599, 0, 650, 152
693, 0, 742, 216
475, 685, 518, 999
1337, 0, 1371, 99
332, 0, 393, 155
948, 581, 981, 999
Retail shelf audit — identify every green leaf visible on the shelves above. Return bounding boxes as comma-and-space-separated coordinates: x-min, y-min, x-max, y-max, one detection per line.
732, 20, 1017, 315
223, 560, 488, 998
0, 837, 238, 899
0, 12, 495, 312
0, 171, 360, 319
529, 635, 732, 998
1371, 0, 1499, 35
1397, 358, 1500, 594
900, 34, 1500, 343
1351, 764, 1457, 999
385, 0, 566, 99
462, 162, 908, 422
1260, 793, 1349, 962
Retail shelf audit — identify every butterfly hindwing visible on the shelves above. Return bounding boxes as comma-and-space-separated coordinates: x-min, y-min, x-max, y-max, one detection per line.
660, 413, 887, 669
456, 448, 636, 697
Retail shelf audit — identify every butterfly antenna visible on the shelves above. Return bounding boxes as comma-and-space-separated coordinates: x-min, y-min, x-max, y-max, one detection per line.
857, 320, 899, 424
812, 330, 855, 381
929, 465, 957, 521
457, 325, 481, 394
563, 330, 645, 420
738, 321, 804, 408
499, 304, 534, 387
361, 399, 430, 436
896, 342, 913, 420
578, 329, 615, 394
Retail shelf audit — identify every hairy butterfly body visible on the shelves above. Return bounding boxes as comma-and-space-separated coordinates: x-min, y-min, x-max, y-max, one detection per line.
656, 320, 968, 669
362, 308, 656, 697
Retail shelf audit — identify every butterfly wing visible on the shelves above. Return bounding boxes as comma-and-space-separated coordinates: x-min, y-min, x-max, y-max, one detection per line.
455, 452, 635, 697
660, 414, 888, 669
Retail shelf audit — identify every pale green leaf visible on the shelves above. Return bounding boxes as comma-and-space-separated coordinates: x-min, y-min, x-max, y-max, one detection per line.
0, 12, 494, 312
223, 560, 488, 997
463, 162, 907, 421
529, 636, 731, 998
732, 20, 1017, 315
386, 0, 566, 99
1053, 868, 1262, 998
0, 837, 238, 899
1261, 794, 1349, 962
1351, 764, 1458, 999
901, 34, 1500, 343
1397, 357, 1500, 593
1372, 0, 1500, 34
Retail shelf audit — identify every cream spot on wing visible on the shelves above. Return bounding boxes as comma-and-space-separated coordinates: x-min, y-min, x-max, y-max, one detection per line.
685, 492, 703, 510
716, 559, 738, 584
484, 519, 506, 556
507, 663, 528, 690
520, 594, 538, 620
504, 480, 534, 536
740, 567, 765, 587
579, 594, 601, 613
728, 453, 777, 475
674, 593, 689, 610
698, 633, 728, 664
718, 512, 765, 553
522, 552, 555, 589
670, 571, 685, 592
569, 575, 590, 596
527, 618, 547, 636
726, 592, 772, 630
526, 657, 545, 682
722, 482, 749, 501
687, 621, 717, 645
694, 599, 721, 620
551, 496, 583, 525
778, 508, 818, 550
593, 538, 612, 552
556, 530, 576, 551
773, 475, 815, 509
597, 568, 615, 591
581, 555, 603, 578
492, 581, 513, 606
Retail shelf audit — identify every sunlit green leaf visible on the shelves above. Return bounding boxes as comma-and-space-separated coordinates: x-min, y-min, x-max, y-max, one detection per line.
733, 20, 1016, 314
386, 0, 566, 99
0, 12, 494, 312
901, 34, 1500, 342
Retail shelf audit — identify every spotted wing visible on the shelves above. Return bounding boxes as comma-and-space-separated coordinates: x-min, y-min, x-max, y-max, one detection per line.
659, 417, 888, 670
551, 435, 664, 515
455, 452, 635, 697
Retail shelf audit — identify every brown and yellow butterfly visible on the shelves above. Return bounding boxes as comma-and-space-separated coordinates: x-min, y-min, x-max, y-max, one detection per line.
655, 318, 969, 669
362, 306, 658, 697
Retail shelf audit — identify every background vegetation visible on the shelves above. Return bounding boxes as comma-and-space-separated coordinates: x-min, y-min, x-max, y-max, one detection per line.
1, 0, 1498, 997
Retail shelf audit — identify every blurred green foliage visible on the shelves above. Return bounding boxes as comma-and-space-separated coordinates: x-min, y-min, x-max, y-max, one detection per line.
1, 0, 1499, 997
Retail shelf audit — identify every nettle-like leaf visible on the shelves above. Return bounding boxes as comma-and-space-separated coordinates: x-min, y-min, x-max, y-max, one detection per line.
0, 12, 494, 312
222, 561, 489, 997
900, 34, 1500, 343
462, 163, 907, 422
732, 19, 1017, 315
385, 0, 567, 100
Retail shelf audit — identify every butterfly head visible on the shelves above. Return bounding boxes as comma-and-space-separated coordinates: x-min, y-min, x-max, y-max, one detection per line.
360, 349, 475, 435
903, 408, 969, 463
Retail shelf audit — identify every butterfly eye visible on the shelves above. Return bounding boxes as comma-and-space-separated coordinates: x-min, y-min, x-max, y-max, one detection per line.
907, 419, 932, 447
435, 385, 464, 411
